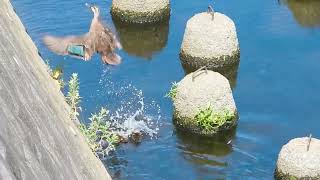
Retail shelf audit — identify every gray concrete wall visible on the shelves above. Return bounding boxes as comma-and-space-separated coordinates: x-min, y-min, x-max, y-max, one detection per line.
0, 0, 111, 179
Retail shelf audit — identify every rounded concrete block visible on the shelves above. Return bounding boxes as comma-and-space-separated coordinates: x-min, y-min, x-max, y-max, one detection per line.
172, 70, 238, 136
180, 12, 240, 71
275, 137, 320, 179
111, 0, 170, 24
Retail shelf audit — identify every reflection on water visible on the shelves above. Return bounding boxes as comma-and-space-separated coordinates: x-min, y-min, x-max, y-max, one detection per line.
283, 0, 320, 27
176, 128, 236, 162
112, 19, 169, 59
103, 149, 128, 180
175, 128, 236, 179
181, 62, 240, 89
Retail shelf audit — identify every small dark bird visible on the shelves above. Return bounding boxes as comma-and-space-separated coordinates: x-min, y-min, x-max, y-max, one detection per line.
43, 4, 122, 65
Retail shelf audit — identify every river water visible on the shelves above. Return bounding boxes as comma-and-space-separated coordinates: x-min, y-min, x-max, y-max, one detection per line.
11, 0, 320, 179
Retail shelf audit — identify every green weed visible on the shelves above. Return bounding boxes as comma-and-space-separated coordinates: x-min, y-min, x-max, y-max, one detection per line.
195, 105, 234, 132
166, 82, 178, 99
66, 73, 81, 120
80, 107, 119, 157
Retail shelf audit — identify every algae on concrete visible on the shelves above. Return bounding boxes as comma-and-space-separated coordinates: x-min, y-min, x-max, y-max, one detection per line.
111, 5, 170, 24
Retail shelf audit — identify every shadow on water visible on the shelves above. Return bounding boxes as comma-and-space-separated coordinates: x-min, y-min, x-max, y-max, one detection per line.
282, 0, 320, 28
175, 127, 236, 164
102, 150, 128, 180
181, 61, 240, 89
112, 19, 170, 60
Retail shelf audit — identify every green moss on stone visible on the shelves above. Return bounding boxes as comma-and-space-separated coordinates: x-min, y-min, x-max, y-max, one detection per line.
173, 107, 238, 136
165, 82, 178, 100
275, 168, 320, 180
195, 105, 235, 132
110, 5, 170, 24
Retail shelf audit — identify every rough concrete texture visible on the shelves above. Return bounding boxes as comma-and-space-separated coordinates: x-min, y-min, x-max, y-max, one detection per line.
111, 0, 170, 23
180, 12, 240, 70
181, 61, 239, 89
0, 0, 111, 179
275, 137, 320, 179
173, 70, 237, 136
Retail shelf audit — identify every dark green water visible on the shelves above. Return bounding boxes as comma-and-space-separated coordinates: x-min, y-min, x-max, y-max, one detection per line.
12, 0, 320, 179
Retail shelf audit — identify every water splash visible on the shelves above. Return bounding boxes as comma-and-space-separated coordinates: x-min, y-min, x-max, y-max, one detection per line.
99, 67, 161, 141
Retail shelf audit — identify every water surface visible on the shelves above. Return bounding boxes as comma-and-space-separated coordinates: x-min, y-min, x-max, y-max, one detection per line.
11, 0, 320, 179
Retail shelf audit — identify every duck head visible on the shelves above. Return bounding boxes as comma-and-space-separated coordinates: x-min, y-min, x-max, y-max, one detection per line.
86, 3, 100, 17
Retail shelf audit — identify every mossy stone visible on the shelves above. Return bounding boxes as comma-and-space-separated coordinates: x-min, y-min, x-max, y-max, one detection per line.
172, 71, 238, 136
111, 3, 170, 24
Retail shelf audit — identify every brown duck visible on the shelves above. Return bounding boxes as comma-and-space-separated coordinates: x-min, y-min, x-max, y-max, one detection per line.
43, 4, 122, 65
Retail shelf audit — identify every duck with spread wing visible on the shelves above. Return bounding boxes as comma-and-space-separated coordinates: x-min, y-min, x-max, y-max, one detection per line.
43, 4, 122, 65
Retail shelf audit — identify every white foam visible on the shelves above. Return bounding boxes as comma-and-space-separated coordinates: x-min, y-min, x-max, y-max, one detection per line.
99, 68, 161, 140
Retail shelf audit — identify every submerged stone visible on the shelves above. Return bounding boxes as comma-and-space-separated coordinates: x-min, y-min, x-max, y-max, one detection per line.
96, 130, 103, 137
100, 139, 110, 150
130, 131, 143, 144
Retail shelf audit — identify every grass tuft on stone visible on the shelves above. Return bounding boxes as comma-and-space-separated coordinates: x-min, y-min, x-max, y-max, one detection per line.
66, 73, 81, 120
195, 104, 234, 132
165, 82, 178, 99
79, 107, 120, 157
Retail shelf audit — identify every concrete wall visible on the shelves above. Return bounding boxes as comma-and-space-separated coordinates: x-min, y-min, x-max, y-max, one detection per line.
0, 0, 111, 179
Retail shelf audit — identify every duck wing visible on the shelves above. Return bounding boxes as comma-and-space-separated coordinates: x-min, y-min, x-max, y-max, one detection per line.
43, 34, 94, 60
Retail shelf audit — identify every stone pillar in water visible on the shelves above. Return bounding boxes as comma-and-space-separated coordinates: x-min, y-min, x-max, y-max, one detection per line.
172, 70, 238, 136
275, 137, 320, 179
110, 0, 170, 24
180, 11, 240, 85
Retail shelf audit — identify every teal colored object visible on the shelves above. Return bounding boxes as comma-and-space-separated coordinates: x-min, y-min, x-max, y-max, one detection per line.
67, 44, 85, 58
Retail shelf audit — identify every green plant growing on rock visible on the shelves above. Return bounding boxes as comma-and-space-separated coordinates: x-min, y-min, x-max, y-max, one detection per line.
166, 81, 178, 99
195, 104, 235, 132
66, 73, 81, 120
79, 107, 120, 157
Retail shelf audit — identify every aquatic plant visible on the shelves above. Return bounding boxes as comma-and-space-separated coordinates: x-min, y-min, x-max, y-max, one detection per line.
79, 107, 120, 157
165, 81, 178, 99
66, 73, 81, 120
195, 104, 234, 132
